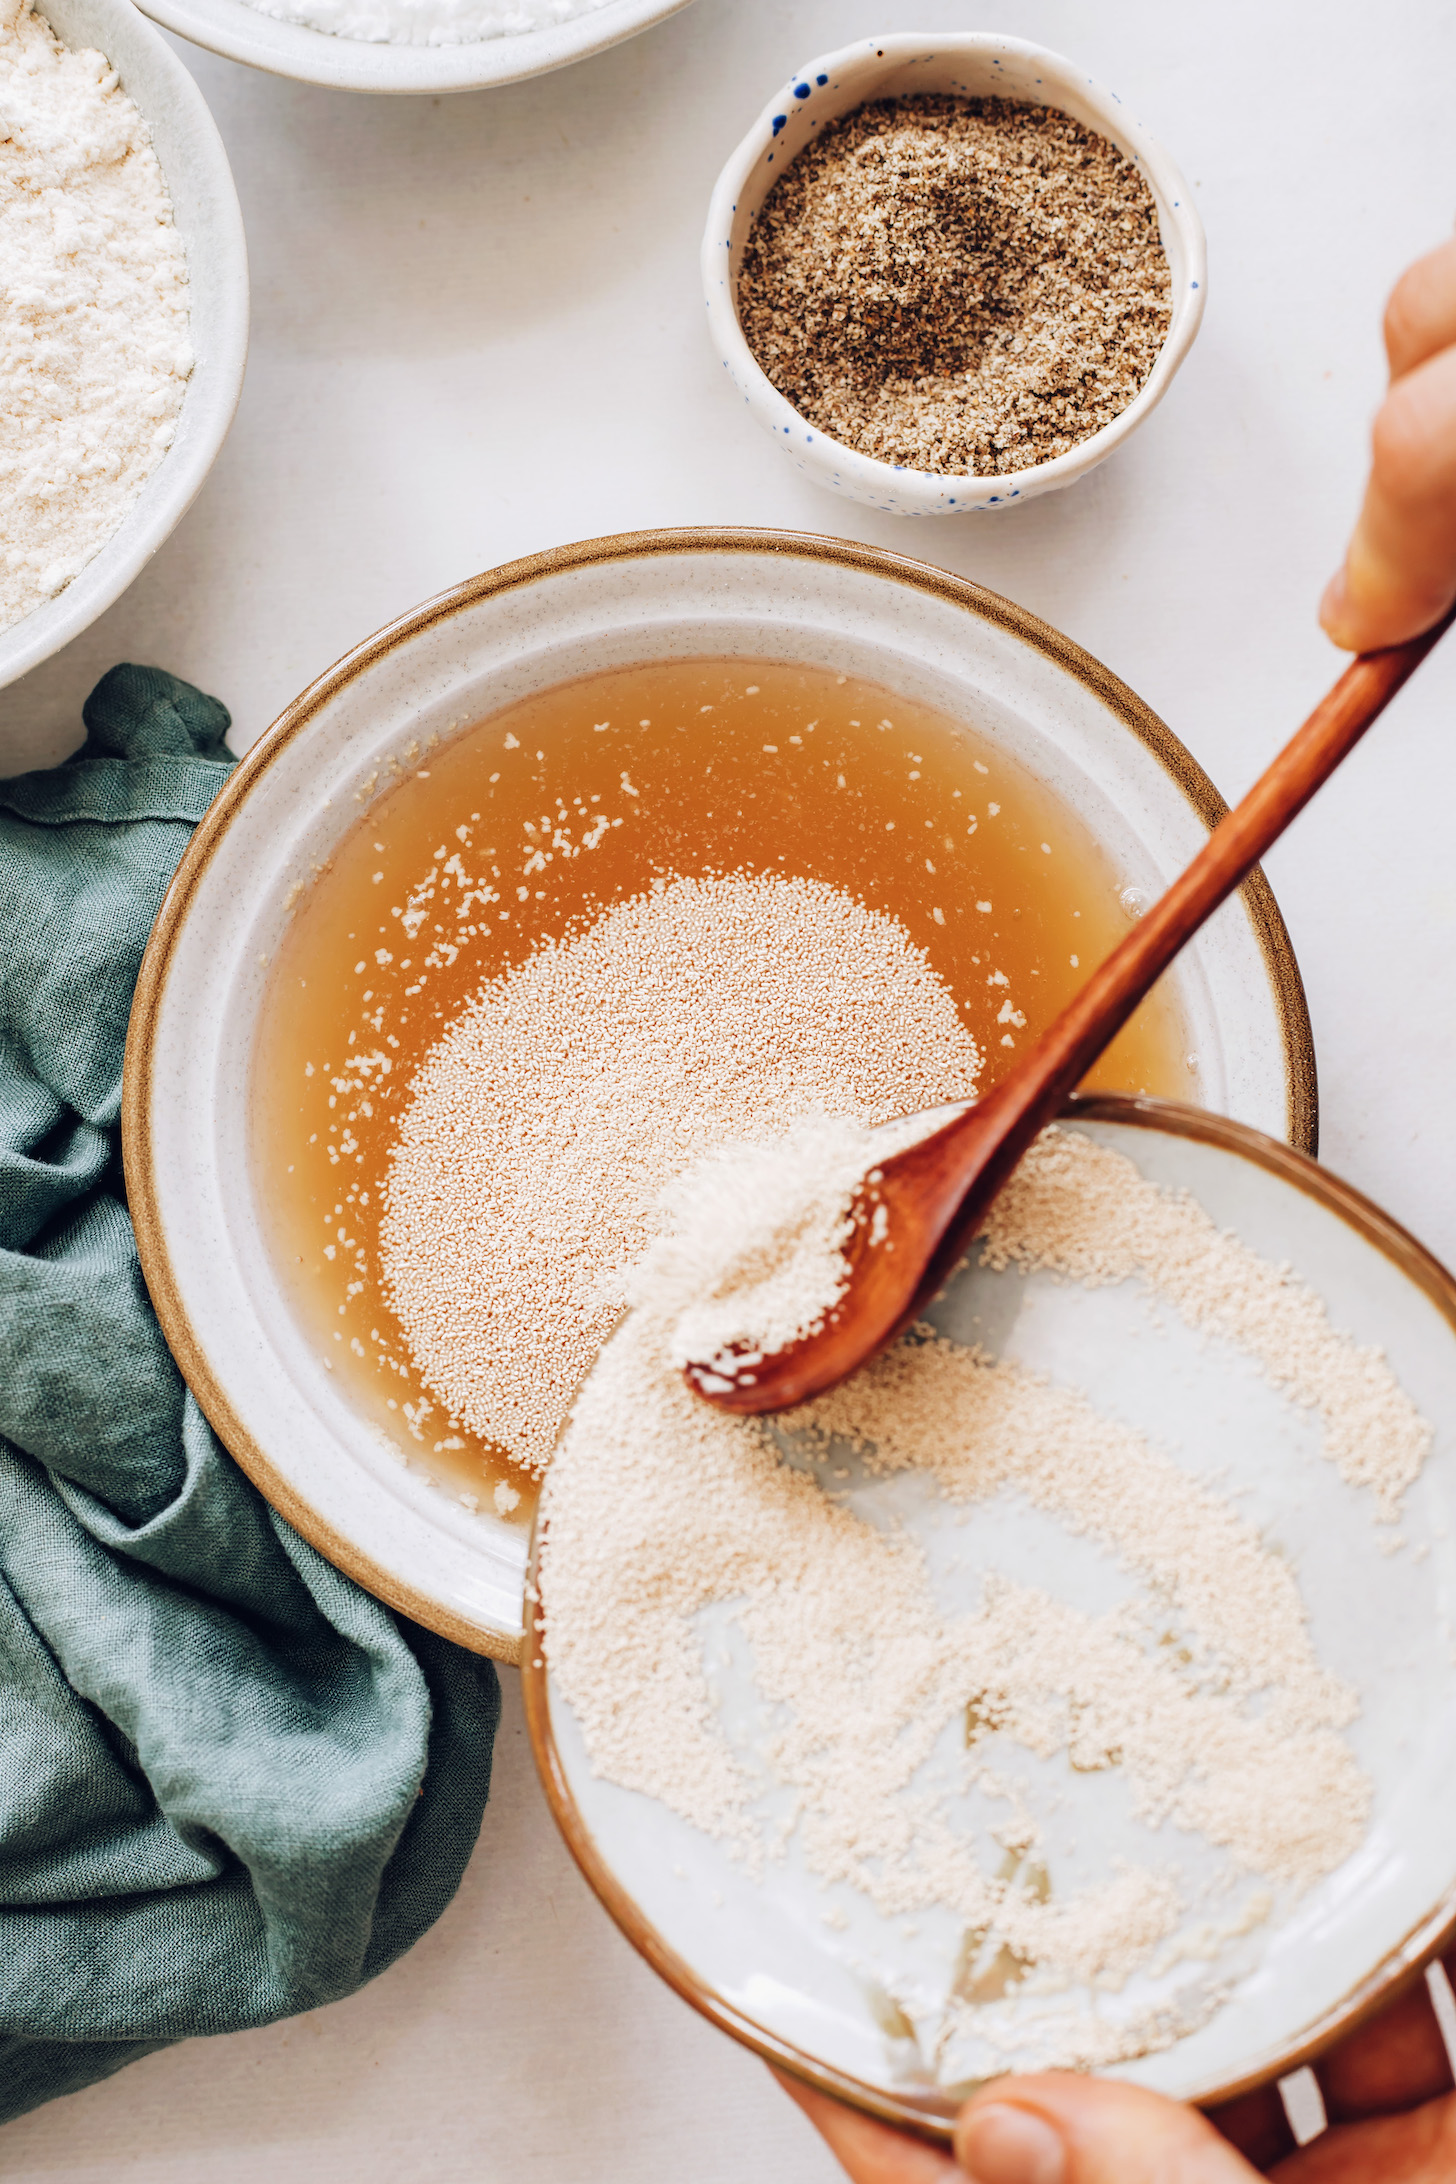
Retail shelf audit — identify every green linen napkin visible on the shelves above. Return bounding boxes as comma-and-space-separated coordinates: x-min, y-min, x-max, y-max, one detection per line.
0, 667, 501, 2126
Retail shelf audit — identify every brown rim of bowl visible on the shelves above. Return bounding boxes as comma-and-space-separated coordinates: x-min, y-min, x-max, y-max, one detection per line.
121, 526, 1318, 1666
521, 1088, 1456, 2139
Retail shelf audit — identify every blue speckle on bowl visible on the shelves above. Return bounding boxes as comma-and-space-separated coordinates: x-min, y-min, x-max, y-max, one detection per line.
793, 81, 810, 99
815, 72, 827, 84
771, 114, 787, 136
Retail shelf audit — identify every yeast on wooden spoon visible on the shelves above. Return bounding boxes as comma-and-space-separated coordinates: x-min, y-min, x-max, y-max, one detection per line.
684, 613, 1455, 1415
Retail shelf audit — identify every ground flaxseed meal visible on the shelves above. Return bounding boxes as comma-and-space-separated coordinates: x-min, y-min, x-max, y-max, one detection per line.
737, 94, 1173, 478
538, 1120, 1429, 2073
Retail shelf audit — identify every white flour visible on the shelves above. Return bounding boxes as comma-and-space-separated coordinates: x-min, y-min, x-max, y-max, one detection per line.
0, 0, 192, 636
243, 0, 622, 50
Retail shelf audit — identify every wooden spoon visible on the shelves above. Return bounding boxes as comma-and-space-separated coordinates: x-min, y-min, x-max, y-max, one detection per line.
686, 610, 1455, 1414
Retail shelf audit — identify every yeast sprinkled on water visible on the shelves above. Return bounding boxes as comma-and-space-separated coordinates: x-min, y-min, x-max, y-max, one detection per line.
253, 658, 1190, 1518
380, 872, 984, 1471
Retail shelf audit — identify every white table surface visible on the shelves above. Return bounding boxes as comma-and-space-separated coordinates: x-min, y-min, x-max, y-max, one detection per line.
3, 1, 1454, 2175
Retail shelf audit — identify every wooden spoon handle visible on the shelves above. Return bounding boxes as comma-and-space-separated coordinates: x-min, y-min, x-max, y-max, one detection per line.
911, 608, 1456, 1306
1038, 610, 1455, 1104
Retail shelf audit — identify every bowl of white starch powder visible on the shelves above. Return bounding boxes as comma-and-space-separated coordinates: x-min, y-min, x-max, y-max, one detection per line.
134, 0, 693, 97
0, 0, 248, 691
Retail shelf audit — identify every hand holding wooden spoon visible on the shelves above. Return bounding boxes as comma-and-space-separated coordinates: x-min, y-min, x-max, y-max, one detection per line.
685, 609, 1454, 1416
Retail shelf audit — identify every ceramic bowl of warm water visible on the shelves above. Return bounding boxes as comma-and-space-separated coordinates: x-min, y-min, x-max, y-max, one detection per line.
0, 0, 248, 693
136, 0, 692, 95
123, 528, 1313, 1665
525, 1097, 1456, 2124
702, 34, 1207, 516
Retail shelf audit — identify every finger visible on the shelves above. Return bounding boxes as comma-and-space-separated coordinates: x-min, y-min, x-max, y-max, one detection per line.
954, 2073, 1258, 2181
1207, 2084, 1297, 2169
1384, 235, 1456, 382
1316, 1968, 1455, 2122
1320, 342, 1456, 650
772, 2069, 963, 2184
1272, 2087, 1456, 2182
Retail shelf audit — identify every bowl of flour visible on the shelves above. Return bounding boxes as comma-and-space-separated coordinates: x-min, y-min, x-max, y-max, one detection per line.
0, 0, 247, 693
134, 0, 693, 97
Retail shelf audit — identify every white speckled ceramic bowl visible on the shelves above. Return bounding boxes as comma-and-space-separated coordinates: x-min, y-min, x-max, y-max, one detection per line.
526, 1097, 1456, 2126
124, 530, 1312, 1664
0, 0, 248, 693
702, 34, 1207, 516
136, 0, 692, 95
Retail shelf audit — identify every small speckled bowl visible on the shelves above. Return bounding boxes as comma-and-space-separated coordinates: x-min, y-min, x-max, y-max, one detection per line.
701, 34, 1207, 517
